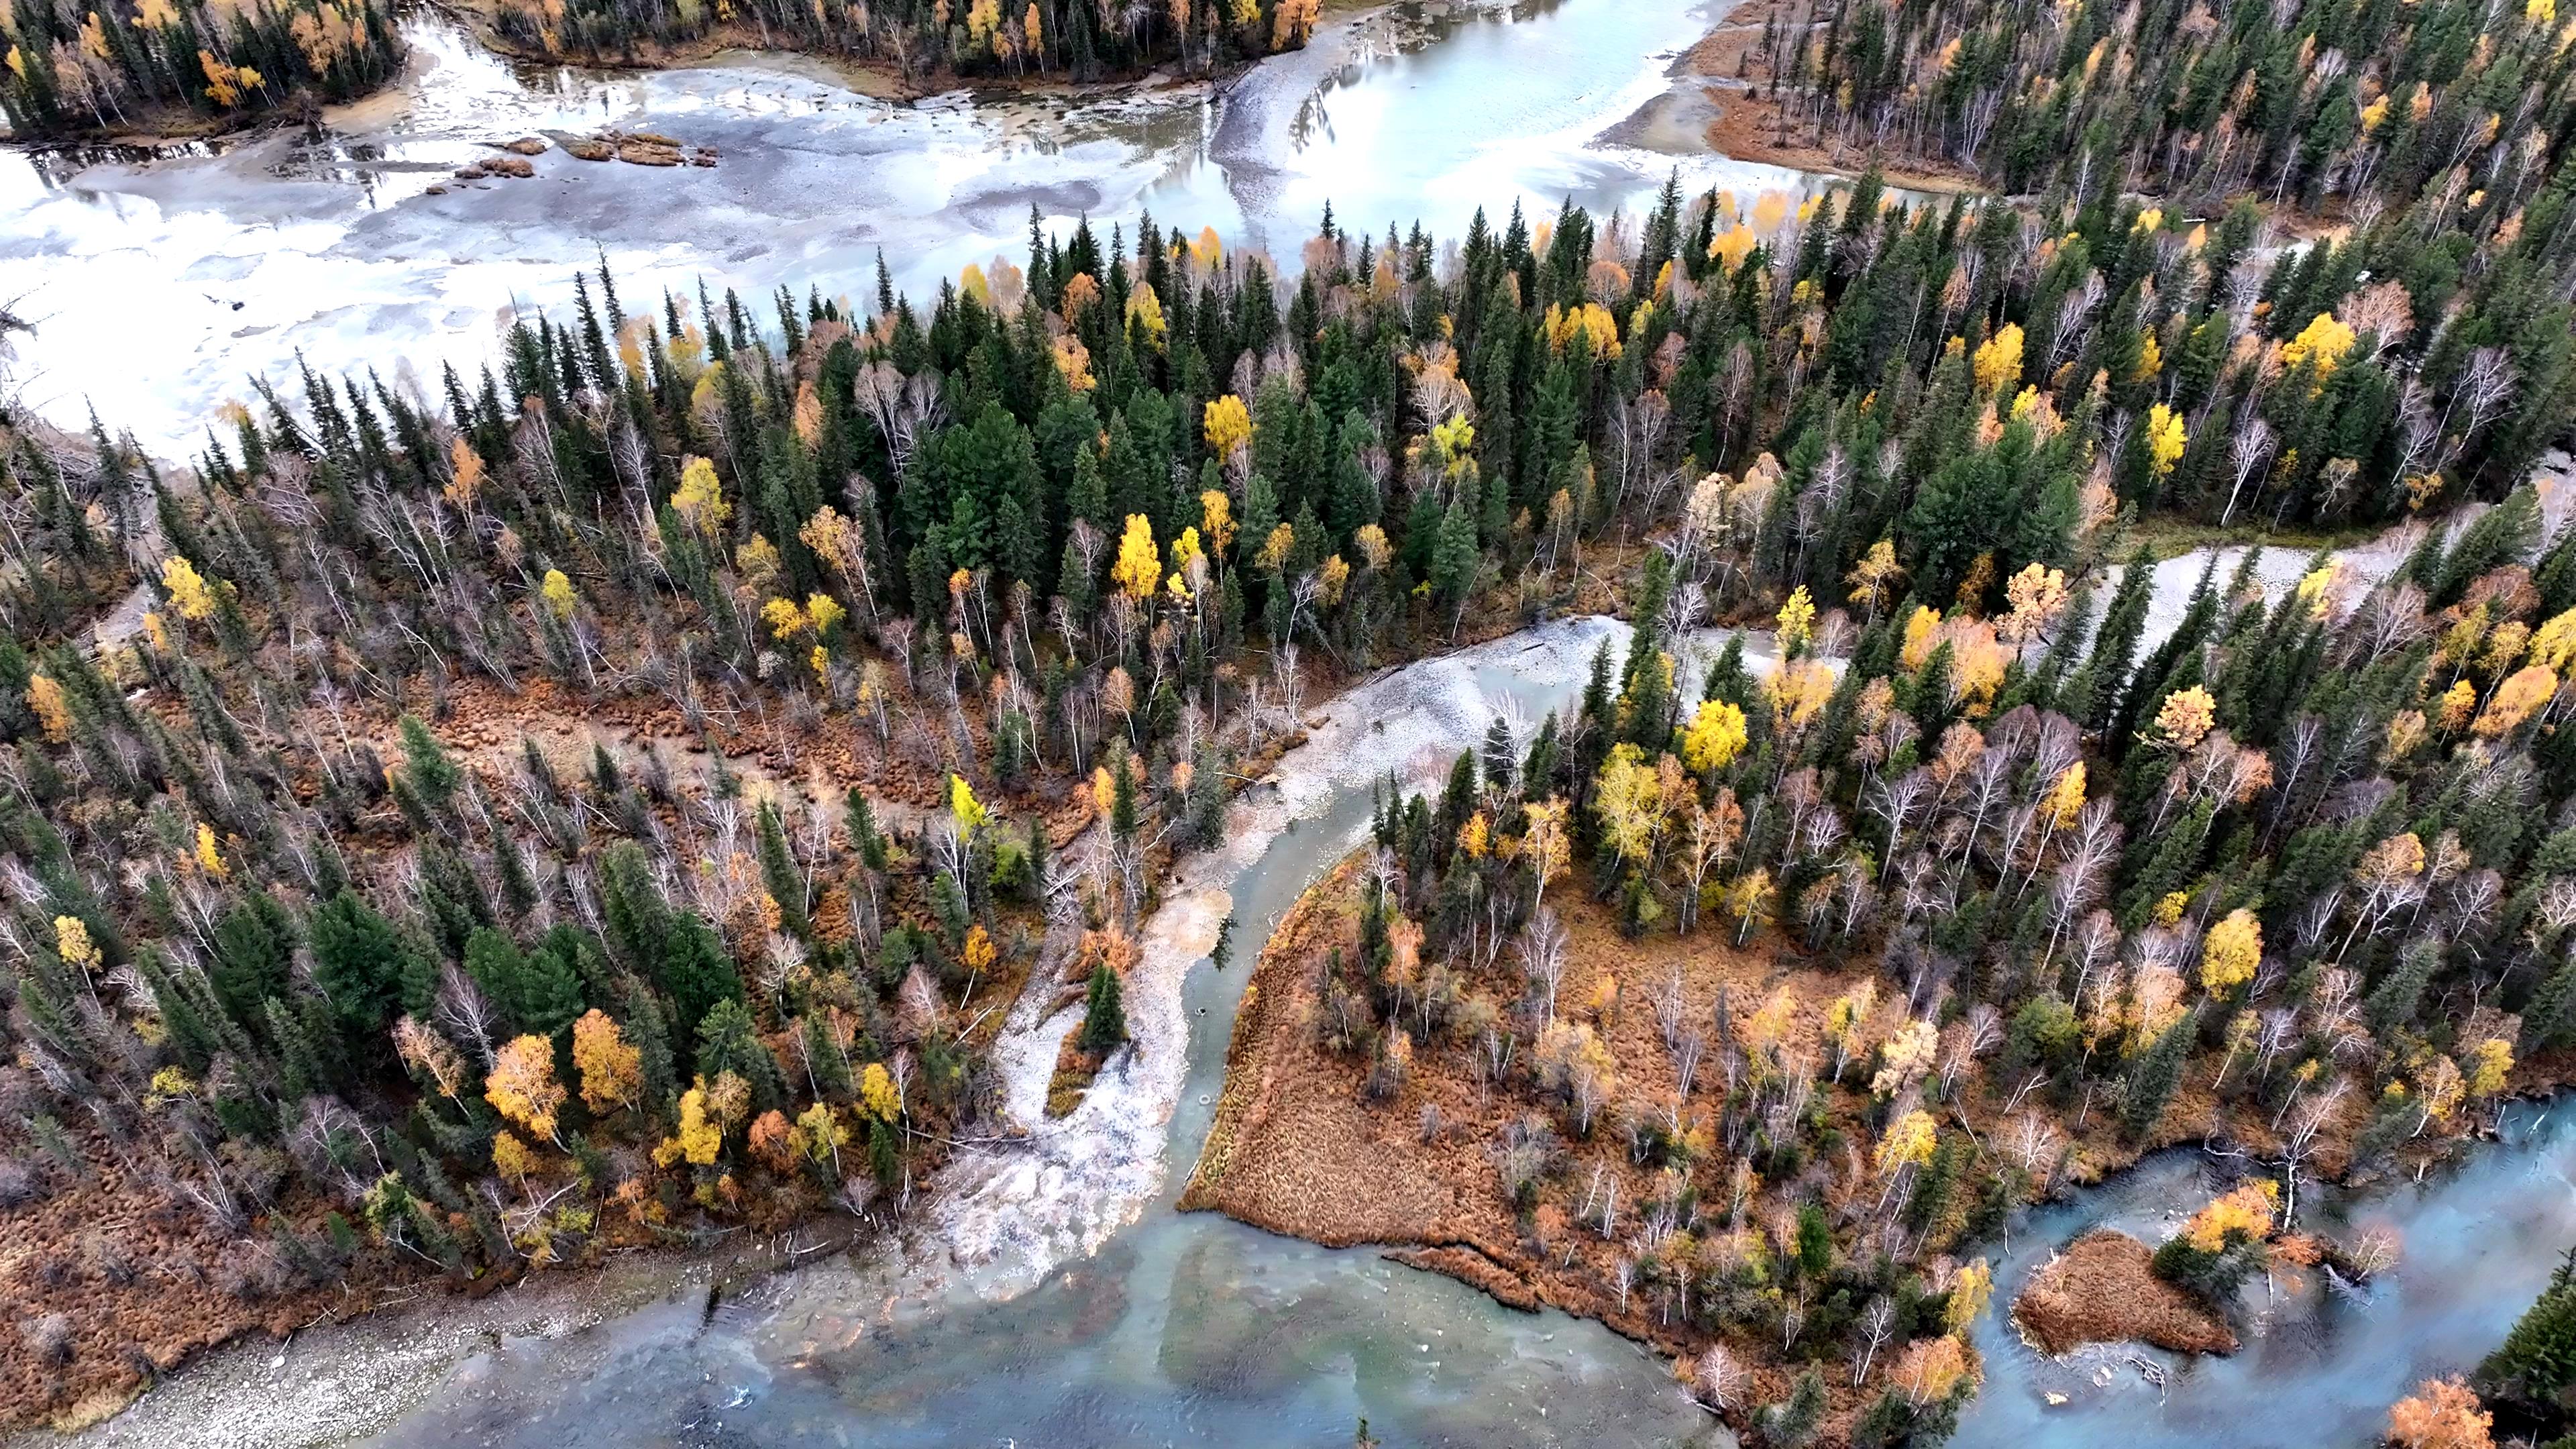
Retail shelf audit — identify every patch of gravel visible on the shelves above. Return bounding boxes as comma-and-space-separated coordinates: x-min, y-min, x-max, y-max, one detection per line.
11, 1252, 718, 1449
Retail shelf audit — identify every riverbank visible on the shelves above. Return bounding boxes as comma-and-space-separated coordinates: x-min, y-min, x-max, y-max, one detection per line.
0, 1222, 859, 1449
1669, 0, 1986, 195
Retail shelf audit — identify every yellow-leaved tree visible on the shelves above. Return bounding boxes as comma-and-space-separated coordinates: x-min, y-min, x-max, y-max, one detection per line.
1203, 394, 1253, 457
486, 1034, 568, 1142
162, 555, 217, 621
1112, 514, 1161, 600
2199, 909, 2261, 999
674, 455, 730, 537
654, 1080, 724, 1167
1971, 323, 2023, 394
2143, 403, 2187, 478
859, 1061, 902, 1121
1680, 699, 1748, 775
572, 1009, 642, 1115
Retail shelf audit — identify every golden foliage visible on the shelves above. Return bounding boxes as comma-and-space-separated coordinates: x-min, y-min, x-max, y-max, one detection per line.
2277, 311, 2357, 378
1999, 562, 2070, 643
53, 914, 98, 971
162, 555, 217, 621
27, 673, 70, 743
2473, 665, 2557, 736
195, 821, 227, 879
1971, 324, 2023, 394
2150, 685, 2217, 750
2045, 761, 2087, 828
486, 1034, 568, 1141
1542, 302, 1622, 358
1680, 699, 1749, 774
1945, 1258, 1994, 1335
674, 455, 731, 537
655, 1081, 724, 1167
2386, 1377, 2493, 1449
1846, 539, 1904, 613
1765, 658, 1837, 730
2200, 909, 2261, 998
1871, 1020, 1939, 1098
1203, 393, 1253, 457
1876, 1109, 1937, 1176
572, 1009, 642, 1114
490, 1129, 541, 1183
2180, 1179, 2277, 1252
2143, 402, 2187, 478
1776, 585, 1816, 654
859, 1061, 902, 1121
1892, 1336, 1971, 1407
1112, 514, 1161, 600
1592, 744, 1667, 867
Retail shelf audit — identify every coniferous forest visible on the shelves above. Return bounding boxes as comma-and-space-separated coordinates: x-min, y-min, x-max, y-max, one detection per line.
0, 0, 402, 141
3, 0, 2576, 1425
478, 0, 1320, 81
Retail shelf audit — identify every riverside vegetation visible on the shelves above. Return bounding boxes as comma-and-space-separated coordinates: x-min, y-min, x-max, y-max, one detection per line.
1, 40, 2575, 1432
0, 0, 1320, 143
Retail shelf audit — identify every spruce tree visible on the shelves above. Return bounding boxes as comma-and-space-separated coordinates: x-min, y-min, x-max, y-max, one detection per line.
1080, 960, 1127, 1054
2123, 1014, 2194, 1142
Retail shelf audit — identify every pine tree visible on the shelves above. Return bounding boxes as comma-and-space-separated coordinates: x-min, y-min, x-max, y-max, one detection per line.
657, 912, 744, 1055
309, 889, 411, 1040
1081, 959, 1127, 1054
465, 927, 584, 1040
2084, 545, 2158, 733
2123, 1014, 2194, 1142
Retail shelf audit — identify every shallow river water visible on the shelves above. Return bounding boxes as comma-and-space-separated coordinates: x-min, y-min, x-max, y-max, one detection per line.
334, 613, 2576, 1449
0, 0, 1840, 454
11, 2, 2567, 1443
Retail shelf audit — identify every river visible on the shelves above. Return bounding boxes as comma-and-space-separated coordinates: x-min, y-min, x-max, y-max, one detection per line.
347, 608, 2574, 1449
9, 1, 2561, 1444
0, 0, 1845, 455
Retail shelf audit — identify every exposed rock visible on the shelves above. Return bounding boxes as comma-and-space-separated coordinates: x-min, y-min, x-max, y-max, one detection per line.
451, 162, 487, 179
566, 139, 613, 161
486, 156, 534, 178
501, 136, 548, 154
616, 140, 684, 167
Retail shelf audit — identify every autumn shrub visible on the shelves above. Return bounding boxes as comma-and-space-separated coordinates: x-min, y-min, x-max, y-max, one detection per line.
2386, 1376, 2493, 1449
2151, 1181, 2277, 1303
216, 1242, 294, 1302
85, 1234, 136, 1286
0, 1156, 44, 1209
21, 1313, 72, 1366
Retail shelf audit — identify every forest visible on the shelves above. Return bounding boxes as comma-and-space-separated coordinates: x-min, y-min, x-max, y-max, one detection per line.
1196, 486, 2576, 1442
0, 0, 1318, 144
475, 0, 1321, 82
0, 0, 403, 142
1, 0, 2575, 1421
1749, 0, 2576, 215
